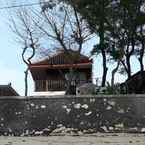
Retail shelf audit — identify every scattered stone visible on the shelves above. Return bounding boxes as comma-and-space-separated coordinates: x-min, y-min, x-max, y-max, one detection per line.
108, 101, 116, 106
77, 131, 84, 135
34, 131, 43, 136
104, 98, 107, 102
109, 127, 114, 131
100, 126, 108, 132
62, 105, 67, 109
90, 98, 95, 103
52, 126, 66, 133
81, 104, 89, 109
42, 128, 52, 136
85, 111, 92, 116
117, 109, 124, 113
41, 105, 46, 109
66, 108, 71, 114
57, 124, 63, 128
115, 124, 124, 130
141, 128, 145, 133
128, 127, 138, 133
30, 103, 35, 107
35, 105, 39, 109
74, 103, 81, 109
83, 129, 96, 134
1, 118, 4, 121
106, 106, 112, 110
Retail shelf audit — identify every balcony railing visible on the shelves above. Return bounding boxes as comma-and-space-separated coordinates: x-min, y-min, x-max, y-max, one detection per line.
35, 79, 91, 91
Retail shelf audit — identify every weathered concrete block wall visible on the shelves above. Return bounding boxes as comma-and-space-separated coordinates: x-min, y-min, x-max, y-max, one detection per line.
0, 95, 145, 135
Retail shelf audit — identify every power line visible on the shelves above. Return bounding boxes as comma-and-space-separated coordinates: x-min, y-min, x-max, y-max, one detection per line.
0, 2, 42, 10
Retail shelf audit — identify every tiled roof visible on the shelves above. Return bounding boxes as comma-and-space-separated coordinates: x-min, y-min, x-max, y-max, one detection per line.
31, 50, 92, 66
0, 84, 19, 96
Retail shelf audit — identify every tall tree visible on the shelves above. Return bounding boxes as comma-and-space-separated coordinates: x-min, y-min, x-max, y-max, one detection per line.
66, 0, 118, 87
117, 0, 145, 78
64, 0, 145, 80
10, 2, 92, 94
10, 9, 41, 96
38, 1, 92, 94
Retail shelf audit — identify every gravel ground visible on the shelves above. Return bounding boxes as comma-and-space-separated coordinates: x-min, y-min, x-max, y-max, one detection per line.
1, 133, 145, 145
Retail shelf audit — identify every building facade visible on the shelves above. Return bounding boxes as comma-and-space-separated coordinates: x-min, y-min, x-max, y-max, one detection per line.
29, 51, 92, 94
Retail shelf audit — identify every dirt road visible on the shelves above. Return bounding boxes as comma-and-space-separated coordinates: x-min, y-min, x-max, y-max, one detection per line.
1, 133, 145, 145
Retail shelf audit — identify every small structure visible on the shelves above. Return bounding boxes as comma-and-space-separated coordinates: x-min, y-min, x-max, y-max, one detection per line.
0, 83, 19, 96
29, 50, 92, 95
76, 83, 96, 95
121, 71, 145, 94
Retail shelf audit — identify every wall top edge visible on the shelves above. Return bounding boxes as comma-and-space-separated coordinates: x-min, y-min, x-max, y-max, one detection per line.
0, 94, 145, 99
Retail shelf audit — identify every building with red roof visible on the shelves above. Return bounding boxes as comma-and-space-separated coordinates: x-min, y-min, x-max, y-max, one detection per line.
29, 50, 92, 94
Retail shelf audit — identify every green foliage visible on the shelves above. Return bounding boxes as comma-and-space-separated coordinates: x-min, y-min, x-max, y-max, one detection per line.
44, 0, 145, 84
96, 82, 121, 95
108, 42, 125, 61
105, 82, 121, 95
118, 67, 127, 76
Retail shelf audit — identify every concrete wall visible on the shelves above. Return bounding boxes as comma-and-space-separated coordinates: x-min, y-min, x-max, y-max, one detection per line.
0, 95, 145, 135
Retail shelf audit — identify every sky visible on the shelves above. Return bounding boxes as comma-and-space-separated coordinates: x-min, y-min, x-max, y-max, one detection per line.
0, 0, 142, 96
0, 0, 34, 95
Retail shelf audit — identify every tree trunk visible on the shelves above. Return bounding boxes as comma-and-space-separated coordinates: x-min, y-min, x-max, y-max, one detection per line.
126, 56, 131, 79
24, 68, 29, 96
111, 61, 120, 87
139, 41, 145, 73
65, 68, 76, 95
100, 0, 108, 87
125, 40, 134, 79
101, 49, 108, 87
